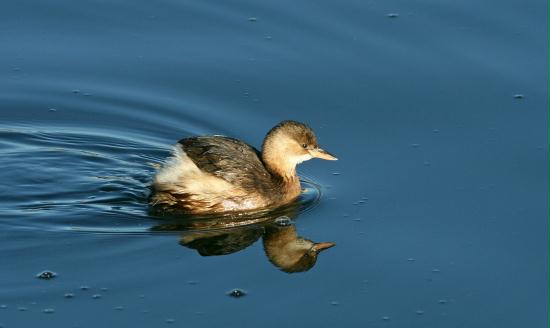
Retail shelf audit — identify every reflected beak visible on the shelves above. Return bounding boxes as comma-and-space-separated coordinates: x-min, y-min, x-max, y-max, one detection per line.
313, 242, 336, 253
309, 148, 338, 161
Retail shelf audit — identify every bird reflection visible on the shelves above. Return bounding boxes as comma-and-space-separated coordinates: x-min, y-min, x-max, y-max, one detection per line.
150, 203, 335, 273
263, 222, 335, 273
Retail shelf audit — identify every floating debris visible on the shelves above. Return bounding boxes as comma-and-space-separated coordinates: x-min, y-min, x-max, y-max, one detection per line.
92, 294, 102, 299
64, 293, 75, 299
227, 289, 247, 298
513, 94, 524, 99
80, 285, 90, 291
248, 17, 257, 22
387, 13, 399, 18
36, 271, 57, 280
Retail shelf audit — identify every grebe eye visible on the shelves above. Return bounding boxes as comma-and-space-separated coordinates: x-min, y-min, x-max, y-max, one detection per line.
302, 144, 308, 149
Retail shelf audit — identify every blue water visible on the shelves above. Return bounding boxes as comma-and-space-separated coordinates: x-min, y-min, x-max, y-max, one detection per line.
1, 0, 548, 327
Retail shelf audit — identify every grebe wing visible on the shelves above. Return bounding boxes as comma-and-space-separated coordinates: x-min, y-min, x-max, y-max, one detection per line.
177, 136, 270, 187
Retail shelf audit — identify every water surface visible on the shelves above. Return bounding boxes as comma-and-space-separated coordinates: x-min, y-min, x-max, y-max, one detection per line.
1, 0, 548, 327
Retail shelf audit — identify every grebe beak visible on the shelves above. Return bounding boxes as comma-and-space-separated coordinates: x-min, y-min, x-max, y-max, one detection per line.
310, 148, 338, 161
312, 242, 336, 253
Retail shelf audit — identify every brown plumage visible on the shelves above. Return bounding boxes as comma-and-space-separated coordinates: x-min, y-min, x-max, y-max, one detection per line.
149, 120, 337, 214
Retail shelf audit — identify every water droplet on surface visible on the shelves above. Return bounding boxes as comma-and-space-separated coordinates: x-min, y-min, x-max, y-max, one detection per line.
92, 294, 102, 299
64, 293, 75, 299
227, 289, 247, 298
36, 271, 57, 279
387, 13, 399, 18
42, 308, 55, 314
274, 216, 293, 226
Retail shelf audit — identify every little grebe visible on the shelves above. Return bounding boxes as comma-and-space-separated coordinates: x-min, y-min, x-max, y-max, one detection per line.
149, 120, 337, 214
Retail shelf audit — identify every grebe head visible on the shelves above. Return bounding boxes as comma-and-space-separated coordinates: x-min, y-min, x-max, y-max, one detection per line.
262, 120, 337, 177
